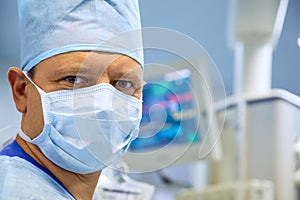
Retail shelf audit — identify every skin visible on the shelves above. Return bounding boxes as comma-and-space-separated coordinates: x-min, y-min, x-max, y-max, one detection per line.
7, 51, 143, 200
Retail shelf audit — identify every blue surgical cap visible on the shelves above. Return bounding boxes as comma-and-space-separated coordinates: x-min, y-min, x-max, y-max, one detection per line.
18, 0, 143, 71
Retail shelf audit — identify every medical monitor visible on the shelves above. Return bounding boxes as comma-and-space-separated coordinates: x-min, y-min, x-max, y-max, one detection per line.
130, 68, 199, 151
123, 57, 223, 173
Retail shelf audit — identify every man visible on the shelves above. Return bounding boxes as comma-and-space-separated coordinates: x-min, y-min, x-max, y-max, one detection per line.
0, 0, 143, 199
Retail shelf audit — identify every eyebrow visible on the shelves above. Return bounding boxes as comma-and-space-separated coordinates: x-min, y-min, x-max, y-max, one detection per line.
112, 70, 143, 85
55, 64, 91, 75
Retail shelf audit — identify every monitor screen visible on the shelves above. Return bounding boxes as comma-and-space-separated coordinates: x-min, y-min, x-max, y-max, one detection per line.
123, 58, 224, 172
129, 69, 200, 152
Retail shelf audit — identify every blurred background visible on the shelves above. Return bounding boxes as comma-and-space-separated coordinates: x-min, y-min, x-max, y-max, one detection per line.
1, 0, 300, 200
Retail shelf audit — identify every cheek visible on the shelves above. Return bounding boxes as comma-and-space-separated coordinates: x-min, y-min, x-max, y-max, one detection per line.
25, 86, 45, 139
133, 87, 143, 99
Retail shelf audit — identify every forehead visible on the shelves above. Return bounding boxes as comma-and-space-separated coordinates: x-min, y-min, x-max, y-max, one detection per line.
32, 51, 142, 77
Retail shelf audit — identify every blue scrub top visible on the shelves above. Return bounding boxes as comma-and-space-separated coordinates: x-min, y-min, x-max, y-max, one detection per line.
0, 140, 75, 199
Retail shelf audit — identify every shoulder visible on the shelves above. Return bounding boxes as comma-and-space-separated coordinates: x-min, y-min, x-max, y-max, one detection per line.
0, 156, 72, 199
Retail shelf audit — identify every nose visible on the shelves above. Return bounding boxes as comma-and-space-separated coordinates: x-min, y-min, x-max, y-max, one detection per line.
96, 69, 110, 84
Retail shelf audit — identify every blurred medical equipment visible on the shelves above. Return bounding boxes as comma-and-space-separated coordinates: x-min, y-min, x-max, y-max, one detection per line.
108, 41, 224, 196
176, 180, 274, 200
131, 88, 300, 200
93, 162, 155, 200
125, 1, 297, 199
173, 89, 300, 200
227, 0, 289, 95
177, 0, 300, 199
206, 90, 300, 200
121, 52, 224, 199
124, 55, 225, 173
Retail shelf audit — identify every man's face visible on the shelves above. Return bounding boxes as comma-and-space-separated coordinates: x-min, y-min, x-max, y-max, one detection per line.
22, 51, 143, 139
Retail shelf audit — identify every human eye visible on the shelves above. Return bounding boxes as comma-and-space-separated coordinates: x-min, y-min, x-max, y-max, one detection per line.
64, 76, 88, 85
112, 80, 135, 95
116, 80, 133, 89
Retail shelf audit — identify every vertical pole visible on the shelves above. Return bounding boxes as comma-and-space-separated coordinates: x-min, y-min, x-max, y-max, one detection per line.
234, 38, 273, 95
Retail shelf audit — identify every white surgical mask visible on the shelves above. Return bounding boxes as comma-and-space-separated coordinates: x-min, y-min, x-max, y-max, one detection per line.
20, 72, 142, 174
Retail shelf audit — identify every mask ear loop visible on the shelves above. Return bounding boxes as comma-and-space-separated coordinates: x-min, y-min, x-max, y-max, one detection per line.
22, 71, 51, 125
22, 71, 47, 95
18, 128, 34, 143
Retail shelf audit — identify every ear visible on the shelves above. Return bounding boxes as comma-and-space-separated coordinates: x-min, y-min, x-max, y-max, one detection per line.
8, 67, 29, 113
